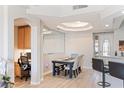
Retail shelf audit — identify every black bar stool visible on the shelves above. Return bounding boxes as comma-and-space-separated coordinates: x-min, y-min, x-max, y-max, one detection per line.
92, 58, 111, 88
109, 62, 124, 88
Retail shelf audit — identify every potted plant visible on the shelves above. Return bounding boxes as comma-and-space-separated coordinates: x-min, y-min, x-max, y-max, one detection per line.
2, 75, 11, 88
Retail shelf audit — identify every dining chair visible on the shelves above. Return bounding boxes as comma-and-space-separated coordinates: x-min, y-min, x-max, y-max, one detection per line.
77, 55, 84, 73
48, 54, 65, 75
64, 55, 80, 78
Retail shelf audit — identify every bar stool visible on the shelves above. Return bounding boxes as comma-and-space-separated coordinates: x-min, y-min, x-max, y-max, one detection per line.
92, 58, 111, 88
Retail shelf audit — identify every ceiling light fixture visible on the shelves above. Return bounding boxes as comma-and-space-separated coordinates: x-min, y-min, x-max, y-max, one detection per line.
121, 10, 124, 14
105, 24, 109, 27
61, 21, 89, 28
57, 25, 93, 31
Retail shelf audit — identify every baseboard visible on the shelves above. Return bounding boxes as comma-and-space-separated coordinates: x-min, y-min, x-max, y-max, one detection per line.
31, 81, 41, 85
30, 71, 51, 85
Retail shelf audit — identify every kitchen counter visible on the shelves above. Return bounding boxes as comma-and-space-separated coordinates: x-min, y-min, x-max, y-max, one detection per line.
94, 56, 124, 64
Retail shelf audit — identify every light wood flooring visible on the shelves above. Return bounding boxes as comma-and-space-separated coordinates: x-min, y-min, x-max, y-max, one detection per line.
14, 69, 102, 88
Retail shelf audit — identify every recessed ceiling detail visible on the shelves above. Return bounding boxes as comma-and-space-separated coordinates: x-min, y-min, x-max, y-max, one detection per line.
26, 5, 124, 31
61, 21, 89, 28
57, 25, 93, 31
57, 21, 93, 31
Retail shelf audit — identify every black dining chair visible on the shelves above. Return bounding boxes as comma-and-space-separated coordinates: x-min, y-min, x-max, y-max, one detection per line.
92, 58, 111, 88
109, 61, 124, 88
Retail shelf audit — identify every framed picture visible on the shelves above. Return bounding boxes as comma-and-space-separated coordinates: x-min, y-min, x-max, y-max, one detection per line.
119, 40, 124, 51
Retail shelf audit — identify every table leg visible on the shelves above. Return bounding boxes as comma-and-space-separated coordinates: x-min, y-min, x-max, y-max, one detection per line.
69, 63, 73, 78
53, 63, 56, 76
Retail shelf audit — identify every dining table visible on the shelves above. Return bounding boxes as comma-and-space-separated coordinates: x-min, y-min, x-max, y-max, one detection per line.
52, 58, 75, 79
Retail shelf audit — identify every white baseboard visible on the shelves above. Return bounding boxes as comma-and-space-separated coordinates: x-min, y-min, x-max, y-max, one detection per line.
31, 81, 41, 85
30, 71, 52, 85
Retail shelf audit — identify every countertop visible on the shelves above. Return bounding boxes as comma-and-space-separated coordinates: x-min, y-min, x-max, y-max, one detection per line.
94, 56, 124, 64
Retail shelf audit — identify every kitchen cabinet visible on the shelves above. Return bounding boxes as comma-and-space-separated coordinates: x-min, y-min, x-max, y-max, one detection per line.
18, 25, 31, 49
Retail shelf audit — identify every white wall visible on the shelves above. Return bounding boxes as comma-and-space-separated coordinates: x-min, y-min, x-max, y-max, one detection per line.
0, 6, 4, 57
65, 31, 93, 68
43, 31, 65, 74
43, 32, 65, 53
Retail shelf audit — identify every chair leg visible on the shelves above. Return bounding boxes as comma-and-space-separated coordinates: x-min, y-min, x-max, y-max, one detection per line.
25, 76, 28, 81
73, 70, 76, 78
57, 68, 60, 75
102, 71, 105, 88
123, 80, 124, 88
97, 71, 110, 88
78, 67, 82, 73
67, 70, 69, 74
76, 69, 78, 76
65, 70, 67, 76
61, 65, 65, 71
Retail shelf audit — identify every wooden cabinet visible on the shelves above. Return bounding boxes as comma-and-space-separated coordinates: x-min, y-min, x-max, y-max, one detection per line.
18, 27, 25, 49
18, 25, 31, 49
24, 26, 31, 49
14, 62, 21, 77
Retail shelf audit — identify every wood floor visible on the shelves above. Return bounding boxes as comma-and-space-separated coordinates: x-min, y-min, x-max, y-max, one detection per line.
14, 69, 102, 88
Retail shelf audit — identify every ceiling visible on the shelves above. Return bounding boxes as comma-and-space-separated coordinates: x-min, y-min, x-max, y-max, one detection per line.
16, 5, 124, 32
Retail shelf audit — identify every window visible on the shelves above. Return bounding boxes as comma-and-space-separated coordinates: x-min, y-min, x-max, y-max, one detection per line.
93, 32, 113, 57
94, 36, 99, 56
102, 40, 110, 56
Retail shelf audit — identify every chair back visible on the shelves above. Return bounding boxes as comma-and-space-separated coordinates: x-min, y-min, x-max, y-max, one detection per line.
20, 56, 29, 64
18, 56, 30, 71
109, 62, 124, 80
92, 58, 104, 72
71, 54, 78, 59
26, 52, 31, 60
72, 55, 80, 70
77, 55, 84, 67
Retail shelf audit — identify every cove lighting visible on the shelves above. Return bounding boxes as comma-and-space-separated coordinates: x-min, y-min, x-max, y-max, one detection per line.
61, 21, 89, 28
57, 25, 93, 31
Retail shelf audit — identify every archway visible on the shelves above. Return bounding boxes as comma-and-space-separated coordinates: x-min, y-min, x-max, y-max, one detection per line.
14, 18, 32, 85
12, 17, 43, 86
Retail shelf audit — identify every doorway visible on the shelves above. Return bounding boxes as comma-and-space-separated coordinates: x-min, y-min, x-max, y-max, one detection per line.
14, 18, 32, 86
